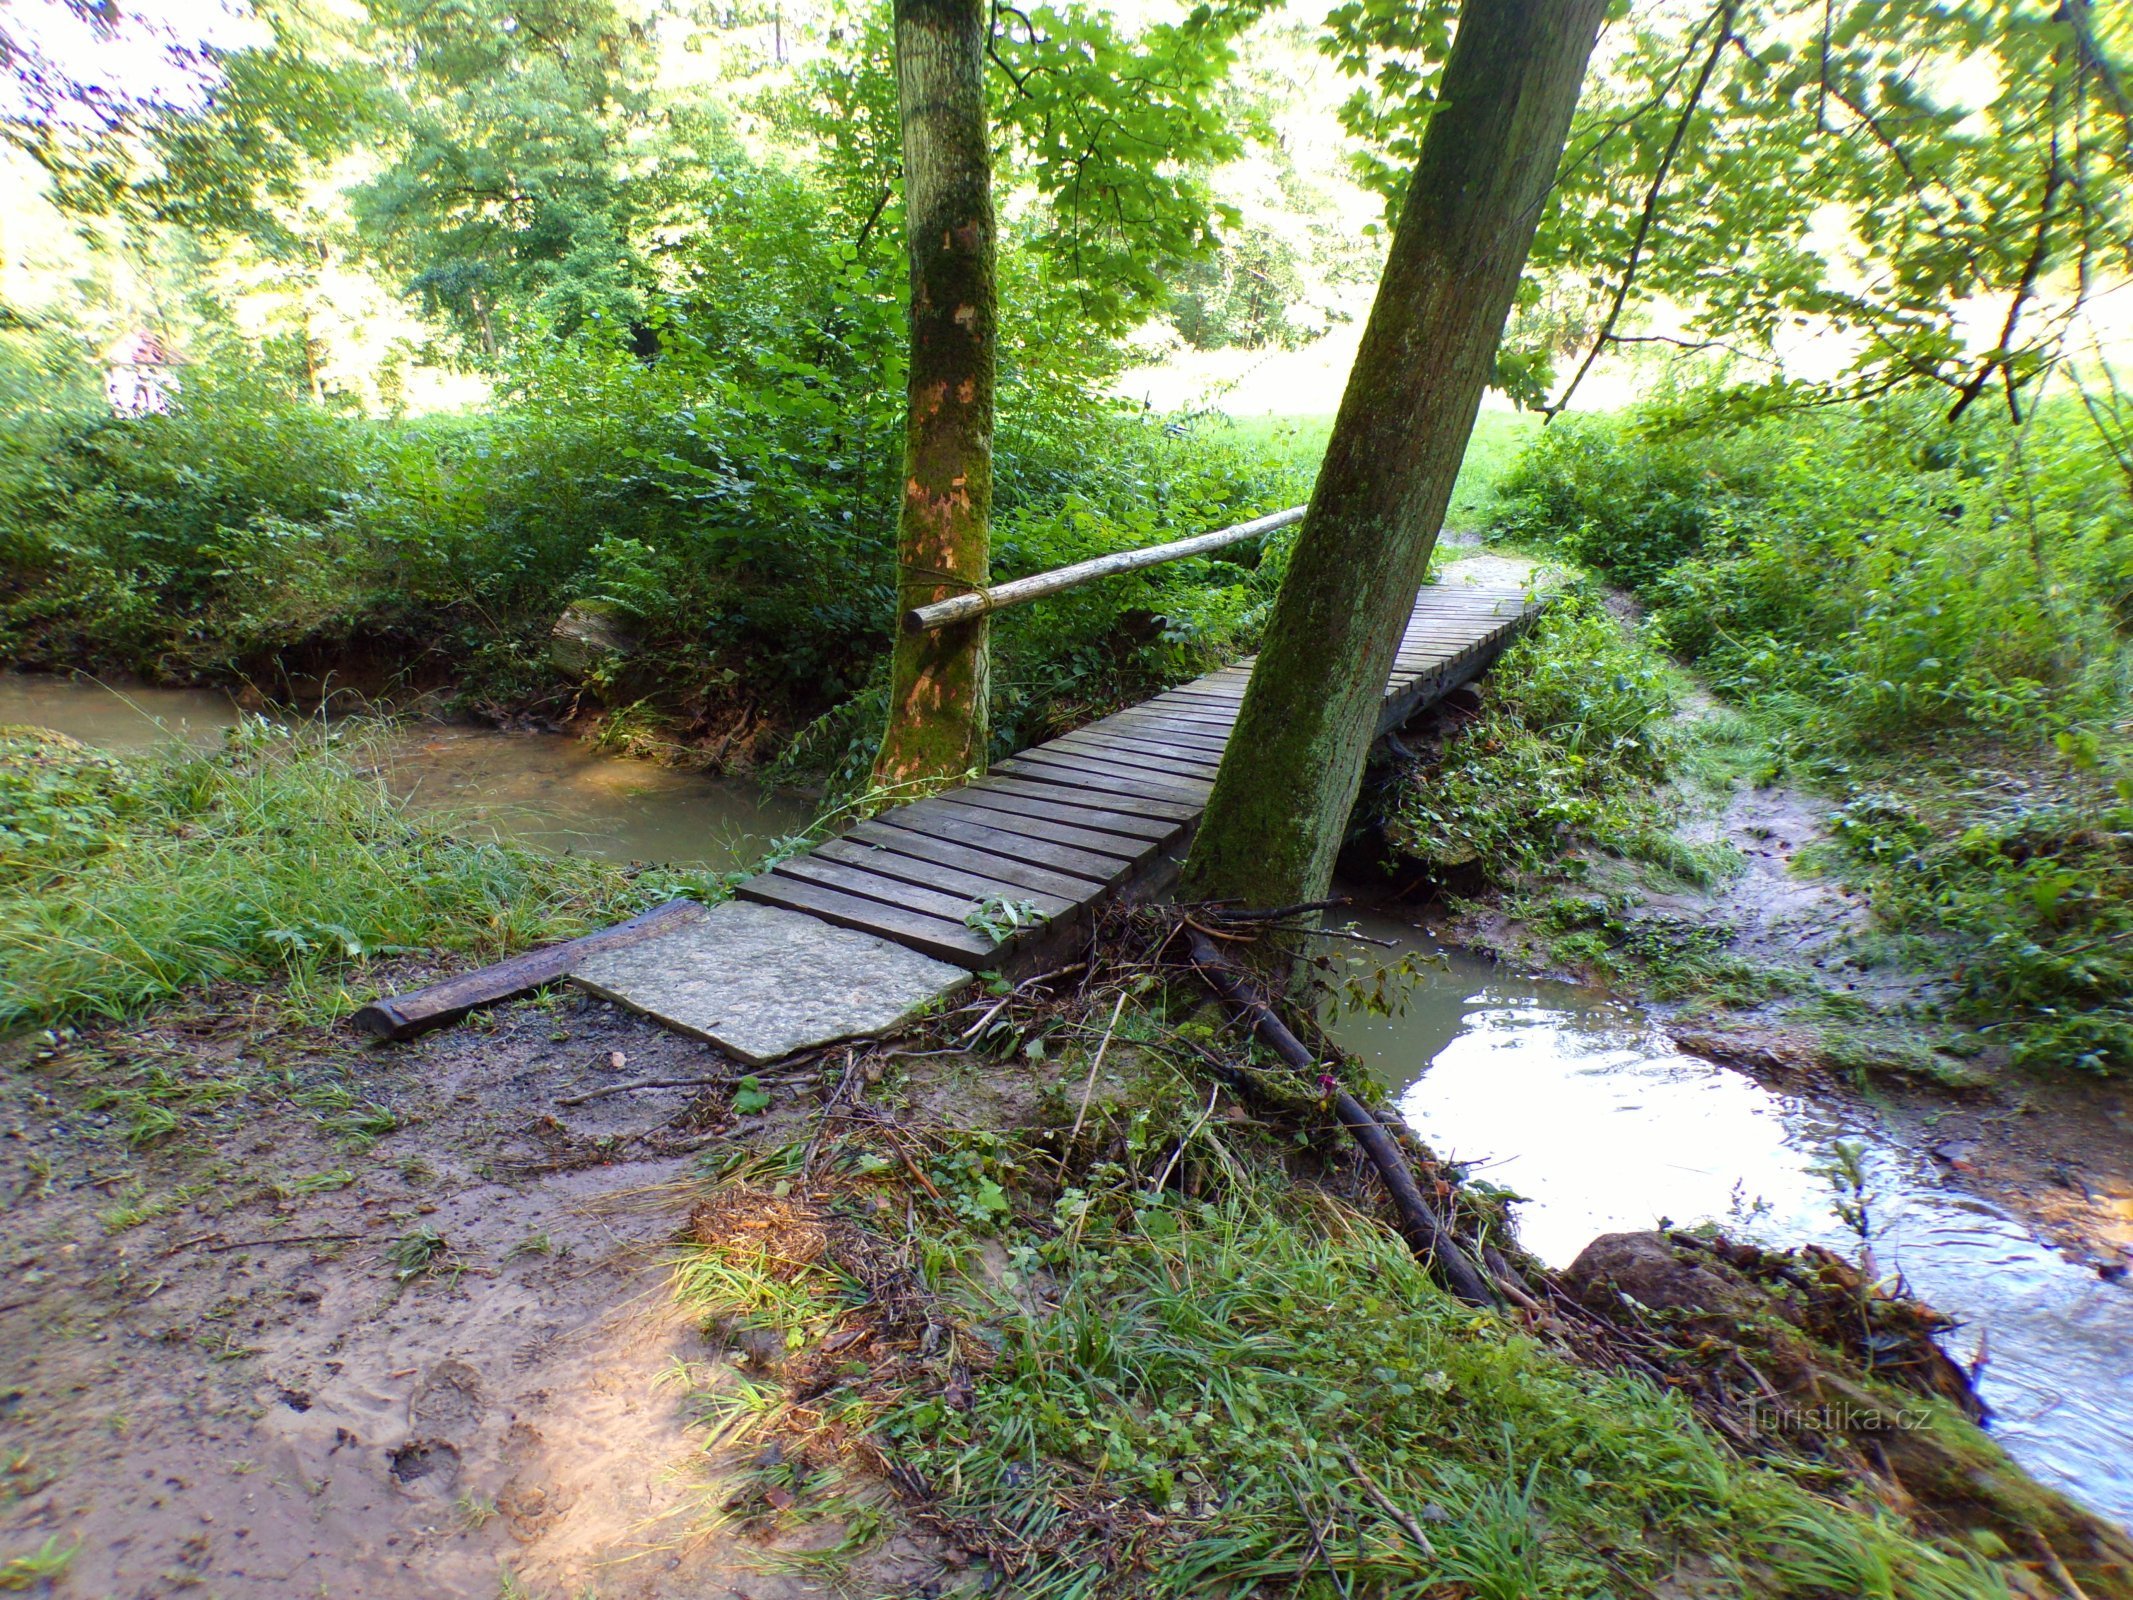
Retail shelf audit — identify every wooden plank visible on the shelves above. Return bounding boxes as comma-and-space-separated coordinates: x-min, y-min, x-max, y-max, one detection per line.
351, 899, 708, 1041
1115, 705, 1238, 733
974, 773, 1200, 826
1094, 711, 1233, 746
1039, 730, 1224, 777
931, 791, 1175, 855
771, 854, 1004, 926
871, 809, 1130, 883
736, 873, 997, 965
806, 840, 1078, 917
839, 823, 1099, 901
997, 752, 1211, 805
1097, 724, 1234, 758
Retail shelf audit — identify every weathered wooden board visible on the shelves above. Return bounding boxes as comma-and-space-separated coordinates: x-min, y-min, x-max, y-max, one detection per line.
350, 898, 707, 1041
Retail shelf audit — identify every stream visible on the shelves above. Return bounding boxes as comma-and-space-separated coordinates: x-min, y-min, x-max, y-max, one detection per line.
7, 677, 2129, 1529
0, 675, 812, 868
1328, 911, 2133, 1531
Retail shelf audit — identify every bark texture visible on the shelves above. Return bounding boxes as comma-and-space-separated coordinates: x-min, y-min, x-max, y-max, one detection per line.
1181, 0, 1607, 906
871, 0, 997, 792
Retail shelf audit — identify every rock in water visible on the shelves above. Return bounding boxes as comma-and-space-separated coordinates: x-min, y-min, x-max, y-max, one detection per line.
548, 601, 640, 681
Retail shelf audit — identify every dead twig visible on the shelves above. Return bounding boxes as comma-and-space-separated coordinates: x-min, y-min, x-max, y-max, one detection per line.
1058, 991, 1128, 1181
557, 1074, 736, 1106
1340, 1447, 1436, 1560
1185, 929, 1497, 1308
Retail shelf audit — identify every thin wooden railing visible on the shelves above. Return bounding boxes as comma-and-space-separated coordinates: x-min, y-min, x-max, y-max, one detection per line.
902, 504, 1306, 632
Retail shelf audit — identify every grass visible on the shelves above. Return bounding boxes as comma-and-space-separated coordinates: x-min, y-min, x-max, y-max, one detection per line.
0, 1537, 78, 1591
670, 1123, 2020, 1600
0, 719, 689, 1028
1201, 408, 1540, 529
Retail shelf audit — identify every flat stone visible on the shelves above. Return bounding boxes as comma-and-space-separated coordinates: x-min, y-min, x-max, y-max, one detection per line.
568, 899, 971, 1064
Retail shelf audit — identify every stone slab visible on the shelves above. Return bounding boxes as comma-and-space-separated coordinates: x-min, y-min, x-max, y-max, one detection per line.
568, 899, 972, 1064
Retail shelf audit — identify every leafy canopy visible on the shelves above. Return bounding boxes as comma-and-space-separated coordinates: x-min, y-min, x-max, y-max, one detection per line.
1325, 0, 2133, 415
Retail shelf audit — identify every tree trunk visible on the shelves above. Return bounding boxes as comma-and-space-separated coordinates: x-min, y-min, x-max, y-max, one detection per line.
871, 0, 996, 792
1181, 0, 1607, 907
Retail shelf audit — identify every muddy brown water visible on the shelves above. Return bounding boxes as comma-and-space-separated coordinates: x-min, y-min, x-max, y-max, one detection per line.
1327, 911, 2133, 1532
0, 676, 813, 867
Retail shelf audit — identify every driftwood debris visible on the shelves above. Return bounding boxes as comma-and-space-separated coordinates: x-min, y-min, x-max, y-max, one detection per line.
351, 898, 707, 1042
1184, 928, 1498, 1307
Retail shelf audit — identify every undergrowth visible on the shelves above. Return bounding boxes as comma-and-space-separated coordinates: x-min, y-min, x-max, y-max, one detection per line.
1481, 389, 2133, 1074
669, 1124, 2019, 1600
0, 719, 684, 1026
1376, 591, 1710, 889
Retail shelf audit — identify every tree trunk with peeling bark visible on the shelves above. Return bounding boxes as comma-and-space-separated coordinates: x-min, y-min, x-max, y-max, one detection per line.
871, 0, 996, 793
1182, 0, 1607, 908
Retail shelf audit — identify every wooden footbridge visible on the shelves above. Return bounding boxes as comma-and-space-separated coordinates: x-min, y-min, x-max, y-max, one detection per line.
356, 541, 1542, 1062
737, 570, 1539, 967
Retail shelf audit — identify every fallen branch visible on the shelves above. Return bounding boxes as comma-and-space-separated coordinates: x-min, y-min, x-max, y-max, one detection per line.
1184, 930, 1498, 1308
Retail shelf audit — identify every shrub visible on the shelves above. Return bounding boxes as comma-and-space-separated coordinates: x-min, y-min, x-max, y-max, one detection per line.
1486, 386, 2133, 1072
1489, 395, 2132, 743
1381, 592, 1682, 882
0, 325, 1304, 773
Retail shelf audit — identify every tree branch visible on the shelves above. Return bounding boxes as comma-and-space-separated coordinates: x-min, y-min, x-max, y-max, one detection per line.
1544, 0, 1739, 419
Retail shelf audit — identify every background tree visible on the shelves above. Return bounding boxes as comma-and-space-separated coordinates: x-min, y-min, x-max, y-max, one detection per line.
352, 0, 657, 355
870, 0, 998, 790
1183, 0, 1609, 909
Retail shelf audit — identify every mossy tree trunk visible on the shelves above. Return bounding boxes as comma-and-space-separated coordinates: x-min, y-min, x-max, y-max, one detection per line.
871, 0, 996, 792
1182, 0, 1607, 907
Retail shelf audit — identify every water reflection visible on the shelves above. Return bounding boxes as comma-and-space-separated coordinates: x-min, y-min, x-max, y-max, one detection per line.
1327, 911, 2133, 1529
0, 675, 812, 871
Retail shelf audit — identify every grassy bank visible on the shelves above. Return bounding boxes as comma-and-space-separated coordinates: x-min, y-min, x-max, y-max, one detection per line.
1207, 408, 1537, 529
662, 961, 2118, 1599
0, 721, 674, 1028
1363, 389, 2133, 1079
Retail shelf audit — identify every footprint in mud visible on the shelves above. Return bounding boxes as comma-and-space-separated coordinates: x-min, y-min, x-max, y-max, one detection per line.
495, 1420, 578, 1541
387, 1438, 462, 1494
408, 1357, 486, 1439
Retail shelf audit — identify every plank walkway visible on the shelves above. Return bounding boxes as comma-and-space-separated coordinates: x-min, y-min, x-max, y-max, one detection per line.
735, 575, 1541, 970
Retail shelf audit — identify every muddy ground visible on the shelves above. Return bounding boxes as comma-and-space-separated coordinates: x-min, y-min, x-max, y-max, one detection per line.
0, 983, 949, 1599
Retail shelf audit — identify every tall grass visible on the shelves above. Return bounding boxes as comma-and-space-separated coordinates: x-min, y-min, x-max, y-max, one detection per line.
675, 1157, 2014, 1599
0, 719, 652, 1026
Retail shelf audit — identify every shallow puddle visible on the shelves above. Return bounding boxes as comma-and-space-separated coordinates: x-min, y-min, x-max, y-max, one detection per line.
0, 674, 812, 870
1327, 911, 2133, 1530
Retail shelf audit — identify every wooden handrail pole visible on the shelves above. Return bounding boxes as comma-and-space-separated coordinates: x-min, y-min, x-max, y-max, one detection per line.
901, 504, 1306, 632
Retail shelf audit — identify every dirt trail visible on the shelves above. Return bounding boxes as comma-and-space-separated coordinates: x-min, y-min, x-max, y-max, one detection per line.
0, 987, 942, 1598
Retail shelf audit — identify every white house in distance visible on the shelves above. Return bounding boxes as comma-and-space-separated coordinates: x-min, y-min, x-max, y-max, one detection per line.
103, 329, 182, 416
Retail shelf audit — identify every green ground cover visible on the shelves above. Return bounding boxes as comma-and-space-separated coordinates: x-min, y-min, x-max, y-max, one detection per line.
1369, 387, 2133, 1076
669, 1063, 2040, 1600
0, 722, 661, 1028
1205, 409, 1538, 528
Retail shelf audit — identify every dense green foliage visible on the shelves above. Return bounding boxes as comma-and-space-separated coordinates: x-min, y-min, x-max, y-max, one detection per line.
1381, 595, 1682, 881
1486, 393, 2133, 1072
0, 317, 1301, 781
0, 0, 1313, 783
1493, 398, 2130, 739
0, 721, 651, 1026
1325, 0, 2133, 416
